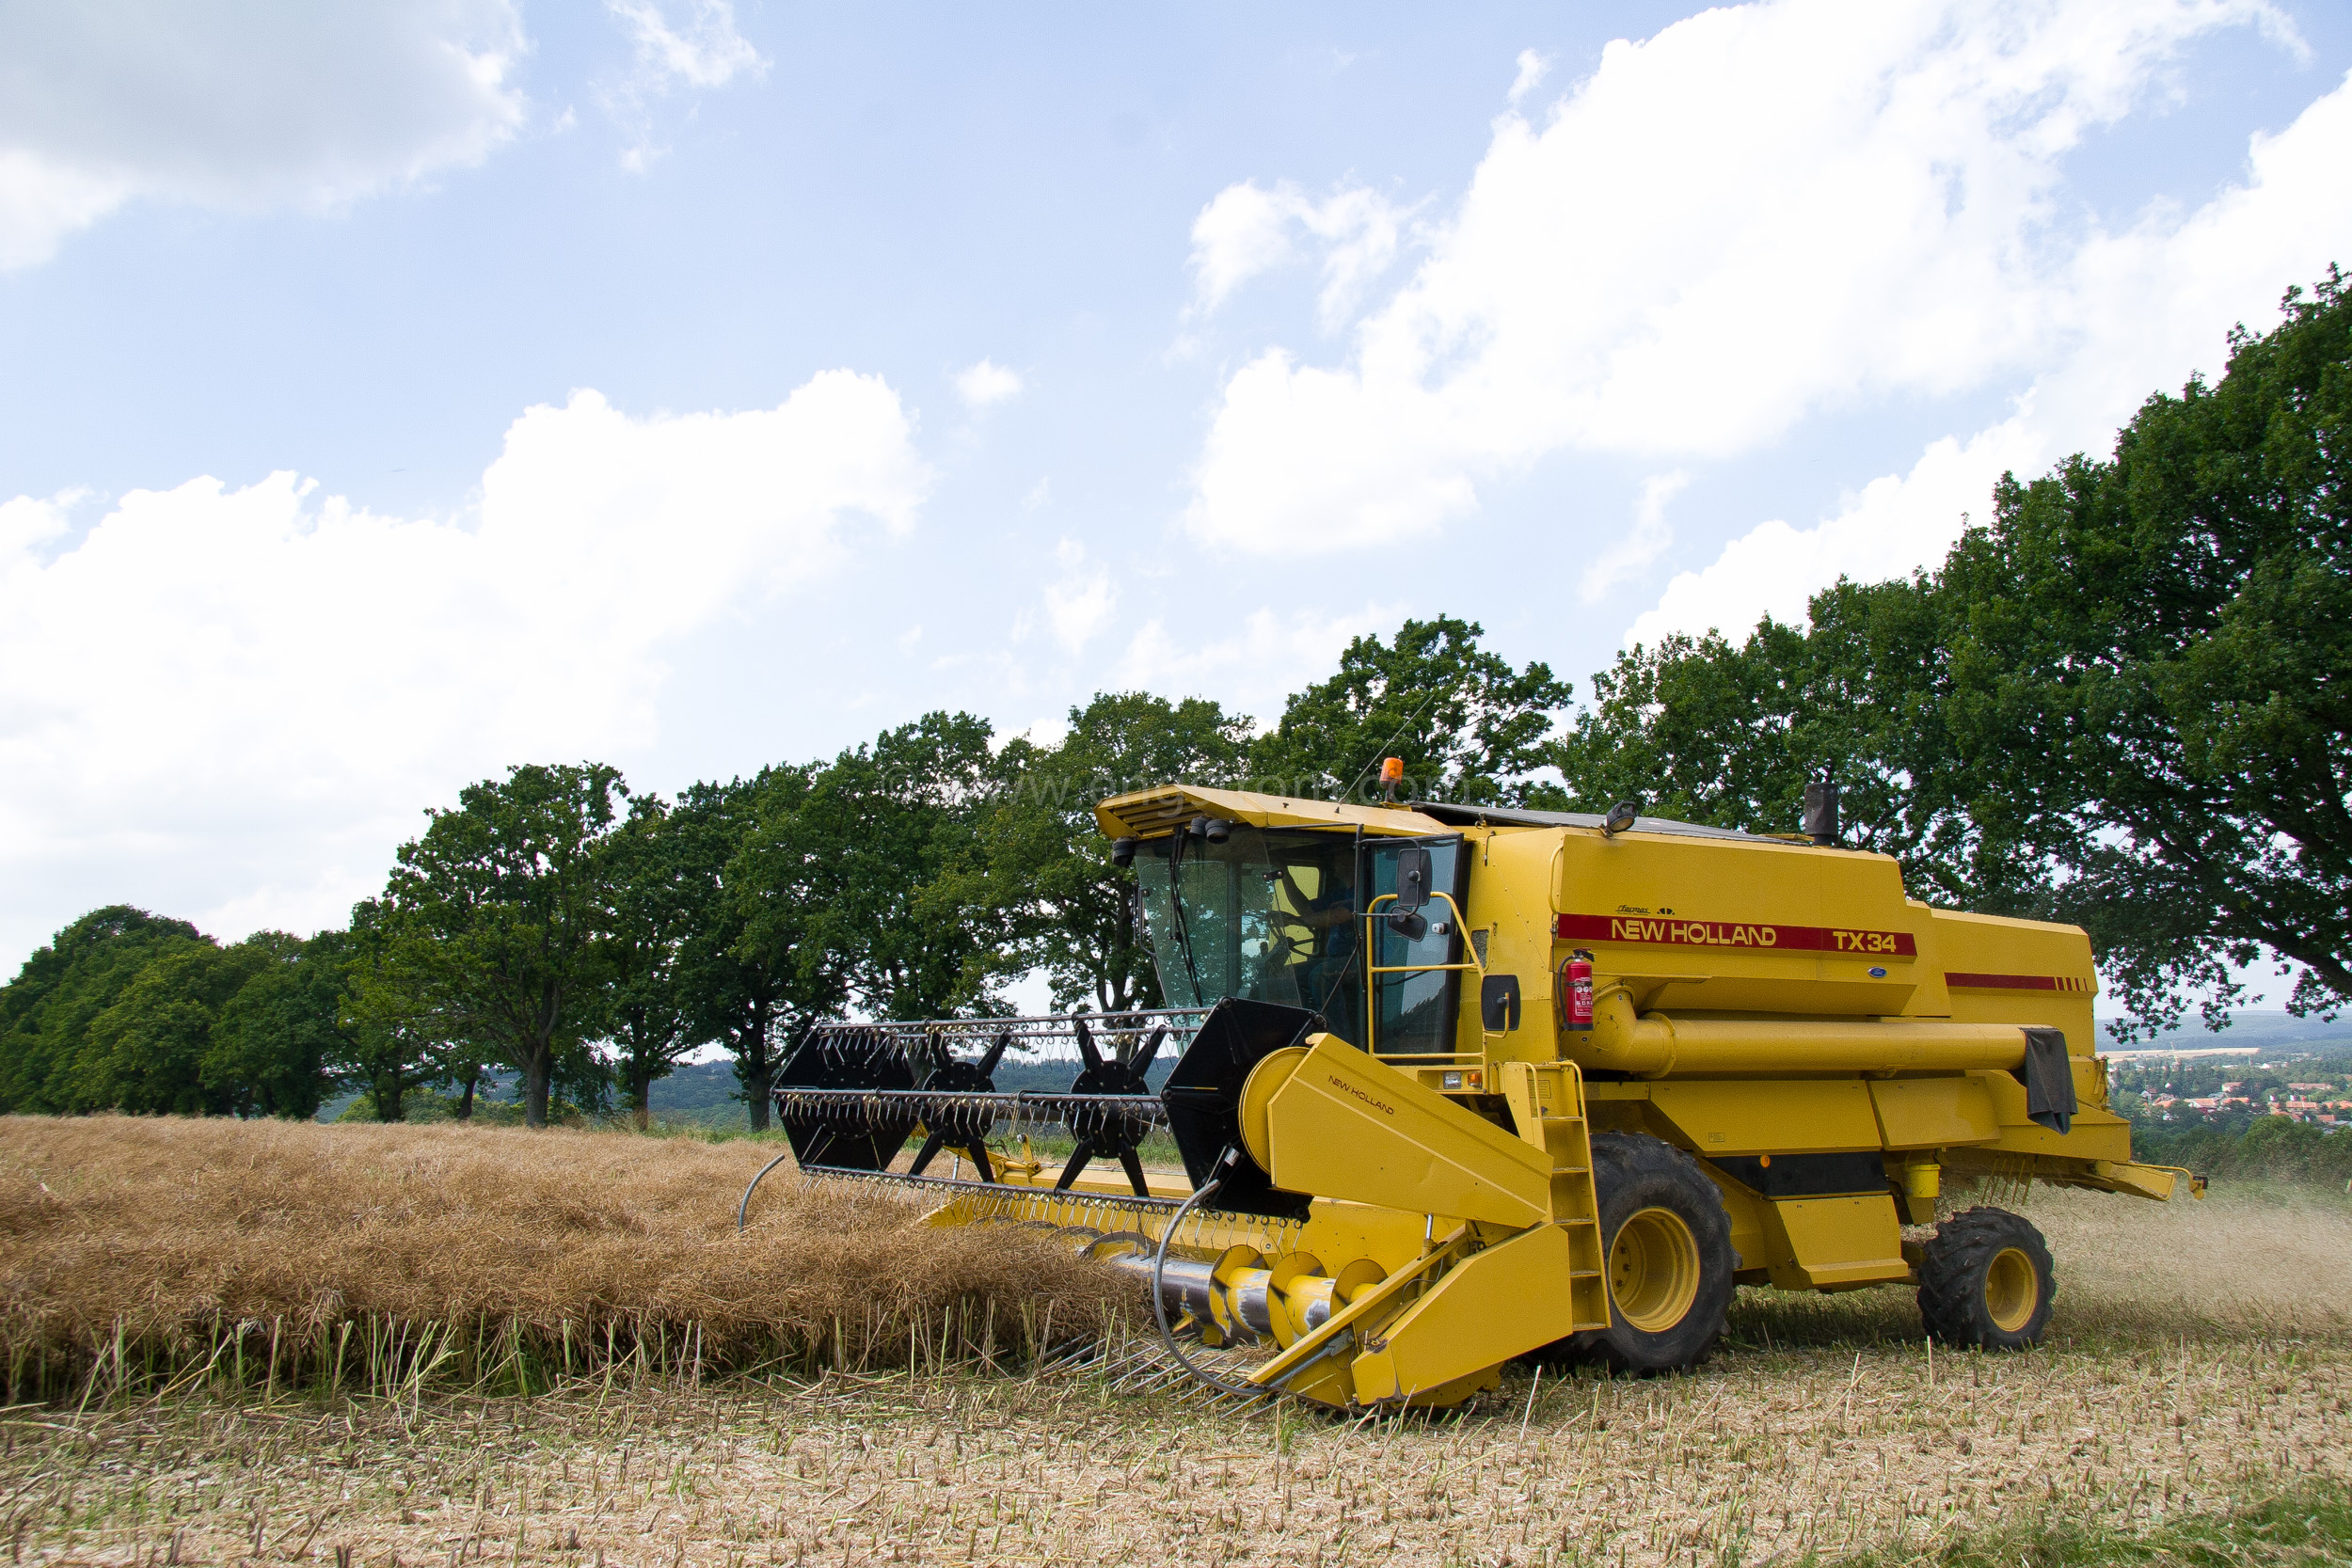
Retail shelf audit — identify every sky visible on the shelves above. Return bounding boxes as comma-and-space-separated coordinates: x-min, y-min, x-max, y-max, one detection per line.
4, 0, 2350, 982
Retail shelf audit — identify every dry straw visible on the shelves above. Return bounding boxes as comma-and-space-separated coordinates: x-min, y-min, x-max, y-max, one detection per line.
0, 1115, 1132, 1401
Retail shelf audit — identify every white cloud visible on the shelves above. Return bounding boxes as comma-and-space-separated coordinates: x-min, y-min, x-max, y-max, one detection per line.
1111, 604, 1400, 725
1041, 540, 1115, 653
1187, 180, 1409, 326
1009, 716, 1072, 751
608, 0, 764, 91
1184, 0, 2299, 556
1581, 472, 1688, 605
600, 0, 766, 170
1628, 428, 2029, 642
1509, 49, 1553, 104
1189, 182, 1296, 312
956, 359, 1025, 409
0, 0, 529, 269
0, 372, 930, 964
1631, 66, 2352, 644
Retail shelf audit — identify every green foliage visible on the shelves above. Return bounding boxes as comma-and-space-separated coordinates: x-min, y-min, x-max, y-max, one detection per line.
336, 1084, 461, 1122
734, 713, 1012, 1023
338, 908, 469, 1124
1550, 579, 2048, 913
2131, 1114, 2352, 1188
988, 692, 1251, 1012
0, 907, 206, 1112
1940, 268, 2352, 1036
675, 770, 810, 1131
1550, 271, 2352, 1038
1248, 615, 1572, 806
598, 794, 707, 1122
363, 762, 628, 1127
65, 940, 273, 1114
0, 910, 349, 1118
208, 929, 351, 1119
1831, 1474, 2352, 1567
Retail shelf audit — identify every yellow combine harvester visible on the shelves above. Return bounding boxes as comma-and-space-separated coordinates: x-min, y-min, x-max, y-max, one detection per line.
772, 783, 2194, 1411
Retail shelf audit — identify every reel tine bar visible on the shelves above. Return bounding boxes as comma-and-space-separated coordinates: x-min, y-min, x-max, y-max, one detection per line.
772, 1008, 1208, 1196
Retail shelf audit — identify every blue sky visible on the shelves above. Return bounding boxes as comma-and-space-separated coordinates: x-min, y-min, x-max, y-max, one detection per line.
4, 0, 2350, 978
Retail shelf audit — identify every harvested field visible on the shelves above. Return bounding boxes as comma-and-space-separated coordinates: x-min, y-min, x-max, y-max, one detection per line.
2, 1117, 2348, 1566
0, 1117, 1126, 1399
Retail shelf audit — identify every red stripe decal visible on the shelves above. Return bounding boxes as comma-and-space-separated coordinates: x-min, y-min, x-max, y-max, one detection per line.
1556, 913, 1916, 958
1945, 972, 2090, 992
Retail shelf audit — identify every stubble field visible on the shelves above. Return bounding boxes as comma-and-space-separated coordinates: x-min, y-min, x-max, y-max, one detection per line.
3, 1117, 2348, 1567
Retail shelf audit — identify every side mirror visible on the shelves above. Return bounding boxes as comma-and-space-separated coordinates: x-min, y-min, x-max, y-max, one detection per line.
1393, 846, 1431, 911
1385, 908, 1428, 942
1481, 974, 1521, 1032
1110, 836, 1138, 868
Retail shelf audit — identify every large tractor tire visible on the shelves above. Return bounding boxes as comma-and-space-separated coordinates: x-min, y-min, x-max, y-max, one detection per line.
1543, 1132, 1736, 1372
1917, 1206, 2055, 1350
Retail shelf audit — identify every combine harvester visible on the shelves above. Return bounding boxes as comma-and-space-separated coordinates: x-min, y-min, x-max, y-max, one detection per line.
771, 781, 2195, 1410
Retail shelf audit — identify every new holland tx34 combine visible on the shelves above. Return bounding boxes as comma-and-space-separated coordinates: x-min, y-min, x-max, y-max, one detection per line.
771, 783, 2193, 1410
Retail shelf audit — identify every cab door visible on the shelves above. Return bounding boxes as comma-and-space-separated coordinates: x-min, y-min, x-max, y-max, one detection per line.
1360, 834, 1471, 1057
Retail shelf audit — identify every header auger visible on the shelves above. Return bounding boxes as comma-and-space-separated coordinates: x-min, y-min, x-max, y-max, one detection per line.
770, 783, 2199, 1411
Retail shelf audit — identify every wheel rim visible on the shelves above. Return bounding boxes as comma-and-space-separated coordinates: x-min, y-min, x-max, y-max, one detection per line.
1983, 1245, 2039, 1333
1609, 1206, 1701, 1333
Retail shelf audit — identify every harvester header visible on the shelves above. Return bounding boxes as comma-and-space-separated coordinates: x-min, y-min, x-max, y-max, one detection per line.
770, 781, 2196, 1410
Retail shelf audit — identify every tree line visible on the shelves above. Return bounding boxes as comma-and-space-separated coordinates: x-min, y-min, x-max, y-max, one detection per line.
0, 637, 1568, 1131
1, 270, 2342, 1125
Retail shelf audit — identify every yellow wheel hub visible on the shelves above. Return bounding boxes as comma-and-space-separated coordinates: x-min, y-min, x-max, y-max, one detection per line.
1609, 1207, 1701, 1333
1983, 1245, 2040, 1333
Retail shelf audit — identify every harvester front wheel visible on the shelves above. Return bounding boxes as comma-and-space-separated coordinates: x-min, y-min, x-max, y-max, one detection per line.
1550, 1133, 1734, 1372
1917, 1207, 2054, 1350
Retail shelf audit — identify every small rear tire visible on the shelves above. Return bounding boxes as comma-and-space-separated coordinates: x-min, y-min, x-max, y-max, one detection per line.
1917, 1206, 2054, 1350
1539, 1132, 1735, 1372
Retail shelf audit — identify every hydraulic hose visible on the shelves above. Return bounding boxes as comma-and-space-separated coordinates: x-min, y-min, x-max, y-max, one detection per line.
1150, 1148, 1277, 1402
736, 1147, 796, 1231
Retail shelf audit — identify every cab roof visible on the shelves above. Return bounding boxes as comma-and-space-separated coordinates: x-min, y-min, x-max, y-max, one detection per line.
1093, 784, 1789, 846
1409, 800, 1785, 844
1094, 784, 1446, 841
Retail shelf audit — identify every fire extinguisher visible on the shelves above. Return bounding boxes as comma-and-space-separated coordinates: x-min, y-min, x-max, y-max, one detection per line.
1561, 950, 1594, 1033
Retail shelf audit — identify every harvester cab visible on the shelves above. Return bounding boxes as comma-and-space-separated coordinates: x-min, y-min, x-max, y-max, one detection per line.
771, 782, 2197, 1411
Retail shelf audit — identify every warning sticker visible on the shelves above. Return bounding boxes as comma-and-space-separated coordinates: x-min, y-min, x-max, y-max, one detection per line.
1555, 913, 1918, 958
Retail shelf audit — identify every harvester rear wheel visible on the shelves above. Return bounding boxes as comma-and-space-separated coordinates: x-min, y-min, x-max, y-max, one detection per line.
1543, 1132, 1734, 1372
1916, 1207, 2054, 1350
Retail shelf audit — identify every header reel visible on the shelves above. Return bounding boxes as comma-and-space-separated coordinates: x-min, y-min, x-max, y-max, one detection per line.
772, 1007, 1210, 1196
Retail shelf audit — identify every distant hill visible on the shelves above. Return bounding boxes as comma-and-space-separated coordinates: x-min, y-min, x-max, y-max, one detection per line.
645, 1060, 742, 1124
2097, 1010, 2352, 1058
